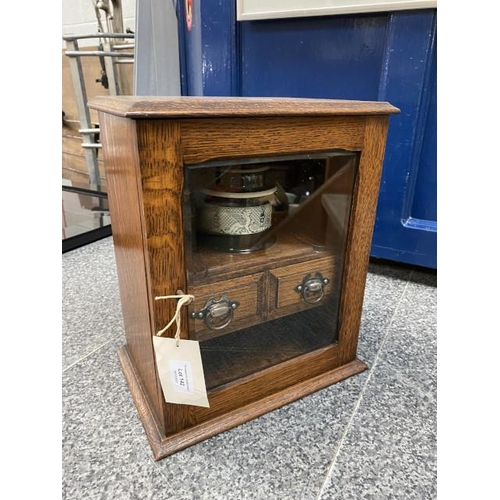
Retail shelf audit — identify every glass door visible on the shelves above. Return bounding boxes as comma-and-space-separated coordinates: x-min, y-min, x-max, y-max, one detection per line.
183, 150, 359, 389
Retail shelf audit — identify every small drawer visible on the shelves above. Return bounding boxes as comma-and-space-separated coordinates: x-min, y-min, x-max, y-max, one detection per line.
269, 256, 335, 312
188, 272, 265, 341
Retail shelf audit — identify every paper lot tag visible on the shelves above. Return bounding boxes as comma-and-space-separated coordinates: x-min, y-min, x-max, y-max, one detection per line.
152, 337, 210, 407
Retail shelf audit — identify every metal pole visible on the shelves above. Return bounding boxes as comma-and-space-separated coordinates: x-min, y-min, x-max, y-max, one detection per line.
64, 50, 134, 57
65, 38, 102, 192
63, 33, 135, 41
102, 37, 120, 95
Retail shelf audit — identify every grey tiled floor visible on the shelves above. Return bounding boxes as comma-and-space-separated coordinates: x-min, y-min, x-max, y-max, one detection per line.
62, 237, 437, 500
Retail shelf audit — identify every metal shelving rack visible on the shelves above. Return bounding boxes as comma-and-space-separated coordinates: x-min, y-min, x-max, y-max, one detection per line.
63, 32, 134, 192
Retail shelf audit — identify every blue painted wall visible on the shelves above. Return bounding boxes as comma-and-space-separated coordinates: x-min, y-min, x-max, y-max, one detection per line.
177, 2, 437, 268
240, 14, 387, 100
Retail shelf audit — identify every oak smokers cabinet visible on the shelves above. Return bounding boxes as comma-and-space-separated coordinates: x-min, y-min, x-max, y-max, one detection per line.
89, 96, 399, 460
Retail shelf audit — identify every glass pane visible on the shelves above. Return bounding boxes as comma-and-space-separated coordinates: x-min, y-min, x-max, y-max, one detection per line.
62, 184, 110, 249
183, 151, 358, 390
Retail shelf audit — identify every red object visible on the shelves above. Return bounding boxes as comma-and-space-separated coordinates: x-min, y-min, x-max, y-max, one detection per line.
185, 0, 193, 31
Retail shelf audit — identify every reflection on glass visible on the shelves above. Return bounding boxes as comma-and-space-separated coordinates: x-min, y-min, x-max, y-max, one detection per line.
183, 151, 358, 389
62, 182, 111, 252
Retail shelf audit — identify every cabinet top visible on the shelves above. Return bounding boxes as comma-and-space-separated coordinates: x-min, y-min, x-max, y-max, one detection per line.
88, 96, 399, 119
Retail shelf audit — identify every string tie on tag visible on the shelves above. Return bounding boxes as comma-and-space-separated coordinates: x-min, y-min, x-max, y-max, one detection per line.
155, 293, 194, 346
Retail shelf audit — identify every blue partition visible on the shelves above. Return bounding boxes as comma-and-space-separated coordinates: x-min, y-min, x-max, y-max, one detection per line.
177, 3, 437, 268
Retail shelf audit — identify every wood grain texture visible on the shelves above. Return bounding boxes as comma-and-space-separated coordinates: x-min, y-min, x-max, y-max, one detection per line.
187, 233, 331, 285
154, 358, 367, 459
97, 112, 165, 431
188, 252, 336, 341
91, 97, 395, 458
134, 120, 194, 435
118, 346, 165, 460
180, 117, 364, 164
89, 95, 400, 119
336, 115, 390, 361
191, 343, 343, 424
188, 272, 265, 341
135, 120, 187, 335
270, 256, 335, 309
119, 339, 365, 459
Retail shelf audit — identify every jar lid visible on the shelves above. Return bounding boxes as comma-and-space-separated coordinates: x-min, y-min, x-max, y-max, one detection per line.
200, 186, 277, 199
225, 166, 270, 174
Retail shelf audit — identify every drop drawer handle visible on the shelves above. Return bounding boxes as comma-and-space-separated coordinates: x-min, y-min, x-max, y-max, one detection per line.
190, 294, 240, 330
294, 272, 330, 304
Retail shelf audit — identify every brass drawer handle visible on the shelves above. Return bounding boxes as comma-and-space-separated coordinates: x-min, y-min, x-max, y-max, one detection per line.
190, 295, 240, 330
294, 272, 330, 304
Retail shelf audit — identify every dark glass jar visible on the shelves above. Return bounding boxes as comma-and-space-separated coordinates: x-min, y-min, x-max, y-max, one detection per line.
196, 186, 277, 253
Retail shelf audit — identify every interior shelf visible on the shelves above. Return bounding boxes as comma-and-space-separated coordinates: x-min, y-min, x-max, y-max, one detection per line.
187, 229, 337, 286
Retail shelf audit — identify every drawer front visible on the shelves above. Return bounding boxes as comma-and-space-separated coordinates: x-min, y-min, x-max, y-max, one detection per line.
188, 272, 265, 341
269, 256, 335, 313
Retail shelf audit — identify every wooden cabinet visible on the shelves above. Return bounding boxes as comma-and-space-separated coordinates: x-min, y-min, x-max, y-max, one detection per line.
90, 96, 398, 459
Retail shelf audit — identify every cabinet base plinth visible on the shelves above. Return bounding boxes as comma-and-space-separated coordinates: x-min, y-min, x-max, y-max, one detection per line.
118, 344, 367, 460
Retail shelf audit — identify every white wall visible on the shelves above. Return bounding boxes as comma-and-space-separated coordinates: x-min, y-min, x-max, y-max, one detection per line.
62, 0, 136, 46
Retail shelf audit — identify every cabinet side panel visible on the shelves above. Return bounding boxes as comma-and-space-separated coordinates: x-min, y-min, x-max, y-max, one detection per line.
97, 112, 164, 430
337, 115, 390, 360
